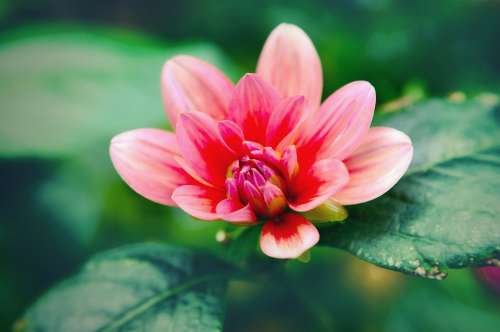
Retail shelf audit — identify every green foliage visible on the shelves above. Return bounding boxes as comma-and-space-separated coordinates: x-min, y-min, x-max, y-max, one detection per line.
5, 0, 500, 100
1, 19, 499, 332
321, 99, 500, 278
386, 289, 500, 332
15, 243, 229, 332
0, 26, 236, 330
0, 25, 240, 157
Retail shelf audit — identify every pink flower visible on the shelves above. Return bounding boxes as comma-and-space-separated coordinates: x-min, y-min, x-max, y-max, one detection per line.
476, 266, 500, 296
110, 24, 413, 259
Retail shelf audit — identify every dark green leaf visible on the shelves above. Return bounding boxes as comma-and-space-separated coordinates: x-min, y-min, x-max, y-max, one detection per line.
321, 98, 500, 278
17, 243, 229, 332
0, 25, 239, 157
0, 143, 223, 331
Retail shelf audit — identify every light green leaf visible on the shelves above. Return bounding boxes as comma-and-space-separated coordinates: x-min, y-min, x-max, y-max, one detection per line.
321, 98, 500, 278
16, 243, 229, 332
0, 25, 239, 157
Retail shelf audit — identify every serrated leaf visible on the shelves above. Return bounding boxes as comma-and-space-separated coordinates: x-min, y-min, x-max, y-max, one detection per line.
0, 25, 239, 157
16, 243, 229, 332
320, 99, 500, 278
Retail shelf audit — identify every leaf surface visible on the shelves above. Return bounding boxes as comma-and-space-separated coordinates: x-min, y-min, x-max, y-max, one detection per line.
17, 243, 229, 332
321, 99, 500, 278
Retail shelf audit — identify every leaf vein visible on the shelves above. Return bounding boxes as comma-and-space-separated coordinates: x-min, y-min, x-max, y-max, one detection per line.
97, 275, 224, 332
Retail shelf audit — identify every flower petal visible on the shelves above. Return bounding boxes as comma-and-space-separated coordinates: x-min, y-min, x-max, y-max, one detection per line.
215, 199, 257, 224
110, 129, 193, 206
262, 182, 287, 217
288, 158, 349, 212
280, 145, 299, 181
176, 111, 236, 188
266, 96, 306, 149
260, 213, 319, 259
243, 180, 267, 214
173, 156, 214, 188
218, 120, 244, 155
297, 81, 376, 164
228, 74, 280, 144
171, 184, 225, 220
333, 127, 413, 205
161, 55, 234, 126
257, 23, 323, 111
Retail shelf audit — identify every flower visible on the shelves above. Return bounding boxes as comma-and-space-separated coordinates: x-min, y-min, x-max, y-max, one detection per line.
476, 266, 500, 296
110, 23, 413, 259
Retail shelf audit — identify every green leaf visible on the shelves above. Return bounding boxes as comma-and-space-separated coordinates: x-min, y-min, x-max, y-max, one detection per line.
16, 243, 230, 332
0, 24, 239, 157
0, 145, 223, 330
0, 25, 237, 325
320, 98, 500, 278
385, 288, 500, 332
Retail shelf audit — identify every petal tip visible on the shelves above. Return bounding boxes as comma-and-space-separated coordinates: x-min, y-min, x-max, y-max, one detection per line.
108, 129, 188, 207
272, 23, 309, 37
259, 213, 320, 259
161, 55, 233, 125
240, 72, 262, 84
257, 23, 322, 108
162, 54, 205, 70
349, 80, 376, 96
332, 127, 414, 205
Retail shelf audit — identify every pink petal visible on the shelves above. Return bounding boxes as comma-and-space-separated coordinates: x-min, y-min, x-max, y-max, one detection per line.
218, 120, 244, 155
260, 213, 319, 259
297, 81, 376, 164
288, 158, 349, 212
262, 183, 287, 217
161, 55, 234, 126
173, 156, 214, 188
171, 184, 225, 220
476, 267, 500, 295
257, 23, 323, 111
176, 111, 236, 188
333, 127, 413, 205
215, 199, 257, 224
225, 178, 240, 201
228, 74, 280, 144
266, 96, 306, 149
109, 129, 193, 206
243, 180, 267, 214
280, 145, 299, 181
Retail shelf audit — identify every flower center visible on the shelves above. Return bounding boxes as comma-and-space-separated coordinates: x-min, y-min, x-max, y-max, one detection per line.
226, 144, 287, 218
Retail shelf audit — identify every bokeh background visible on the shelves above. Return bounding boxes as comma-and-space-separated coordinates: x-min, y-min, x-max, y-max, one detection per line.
1, 0, 499, 331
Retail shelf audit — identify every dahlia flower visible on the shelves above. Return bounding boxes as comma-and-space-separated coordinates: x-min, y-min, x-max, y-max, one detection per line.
110, 24, 413, 259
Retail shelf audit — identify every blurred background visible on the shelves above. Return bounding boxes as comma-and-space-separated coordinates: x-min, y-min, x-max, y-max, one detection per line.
1, 0, 499, 331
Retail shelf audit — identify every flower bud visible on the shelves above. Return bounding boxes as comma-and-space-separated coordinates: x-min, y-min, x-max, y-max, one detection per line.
229, 148, 287, 218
